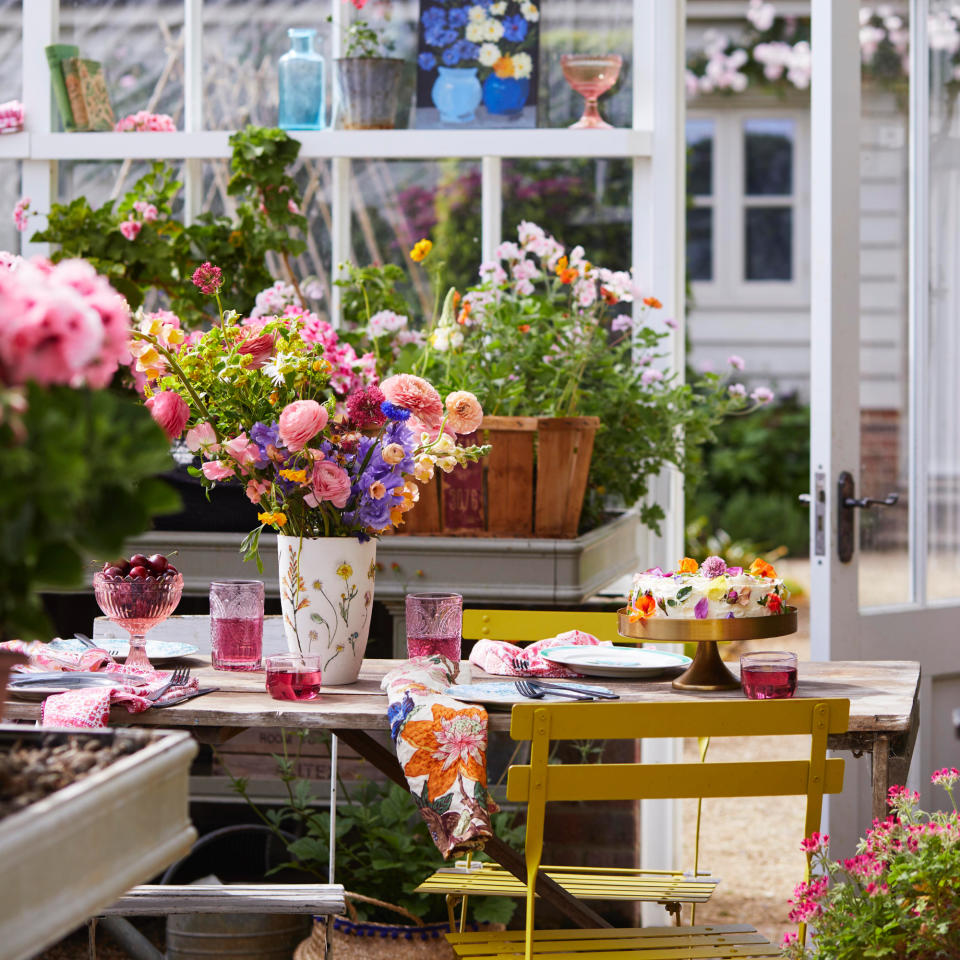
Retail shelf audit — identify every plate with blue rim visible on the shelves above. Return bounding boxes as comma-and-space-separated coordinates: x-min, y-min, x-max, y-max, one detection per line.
539, 645, 692, 678
443, 681, 617, 708
48, 637, 200, 663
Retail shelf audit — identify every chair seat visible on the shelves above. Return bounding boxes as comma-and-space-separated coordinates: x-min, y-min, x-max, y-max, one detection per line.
416, 862, 719, 904
446, 923, 779, 959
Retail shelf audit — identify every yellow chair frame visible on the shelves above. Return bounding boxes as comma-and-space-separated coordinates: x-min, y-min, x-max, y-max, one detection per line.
445, 697, 849, 960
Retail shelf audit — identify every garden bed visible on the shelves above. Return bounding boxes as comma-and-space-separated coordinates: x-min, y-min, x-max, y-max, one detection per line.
0, 726, 197, 960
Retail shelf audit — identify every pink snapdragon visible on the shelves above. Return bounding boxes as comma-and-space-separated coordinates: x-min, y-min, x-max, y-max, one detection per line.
245, 478, 271, 504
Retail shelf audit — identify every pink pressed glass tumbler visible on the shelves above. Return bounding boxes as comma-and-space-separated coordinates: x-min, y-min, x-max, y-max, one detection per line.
561, 54, 622, 130
405, 593, 463, 664
93, 571, 183, 671
265, 654, 322, 701
740, 651, 798, 700
209, 580, 264, 671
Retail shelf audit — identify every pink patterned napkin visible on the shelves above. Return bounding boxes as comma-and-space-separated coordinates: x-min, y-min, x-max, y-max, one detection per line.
41, 665, 199, 728
0, 638, 113, 673
468, 630, 610, 678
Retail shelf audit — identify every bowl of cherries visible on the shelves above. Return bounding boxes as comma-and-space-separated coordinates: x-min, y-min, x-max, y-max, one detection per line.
93, 554, 183, 670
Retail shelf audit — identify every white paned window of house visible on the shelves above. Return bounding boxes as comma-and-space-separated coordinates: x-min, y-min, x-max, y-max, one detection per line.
686, 109, 809, 307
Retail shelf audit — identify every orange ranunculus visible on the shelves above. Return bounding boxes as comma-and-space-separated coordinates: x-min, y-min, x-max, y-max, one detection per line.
493, 56, 514, 78
558, 267, 578, 284
643, 296, 662, 309
628, 593, 657, 622
677, 557, 699, 574
402, 703, 487, 802
749, 558, 777, 579
517, 323, 531, 333
555, 255, 569, 275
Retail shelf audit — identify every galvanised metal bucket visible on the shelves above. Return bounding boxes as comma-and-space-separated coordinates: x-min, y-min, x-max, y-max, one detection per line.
335, 58, 404, 129
167, 913, 312, 960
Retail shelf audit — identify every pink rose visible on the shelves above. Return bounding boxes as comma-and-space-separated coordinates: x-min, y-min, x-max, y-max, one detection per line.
201, 459, 235, 481
278, 399, 328, 452
236, 328, 275, 369
444, 390, 483, 435
380, 373, 443, 429
145, 390, 190, 439
185, 421, 219, 456
306, 460, 351, 509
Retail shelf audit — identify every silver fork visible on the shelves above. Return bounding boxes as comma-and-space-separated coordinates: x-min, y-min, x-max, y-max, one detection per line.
514, 679, 594, 701
146, 667, 190, 702
512, 658, 619, 700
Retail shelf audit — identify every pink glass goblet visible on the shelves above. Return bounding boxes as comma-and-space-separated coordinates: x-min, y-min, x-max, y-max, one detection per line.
561, 54, 622, 130
93, 571, 183, 671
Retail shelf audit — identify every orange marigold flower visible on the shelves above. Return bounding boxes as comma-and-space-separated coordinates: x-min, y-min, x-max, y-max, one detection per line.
493, 56, 514, 78
628, 593, 657, 622
555, 255, 569, 275
643, 296, 662, 309
677, 557, 699, 574
517, 323, 531, 333
749, 558, 777, 579
558, 267, 578, 285
458, 301, 472, 325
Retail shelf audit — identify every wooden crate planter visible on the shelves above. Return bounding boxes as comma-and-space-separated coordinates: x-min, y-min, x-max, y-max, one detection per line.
402, 416, 600, 538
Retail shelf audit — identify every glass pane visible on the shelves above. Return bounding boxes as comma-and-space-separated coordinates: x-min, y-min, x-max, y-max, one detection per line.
0, 0, 21, 100
502, 158, 630, 271
745, 207, 792, 280
858, 9, 909, 608
687, 119, 713, 196
744, 117, 795, 196
927, 2, 960, 601
59, 0, 183, 127
687, 206, 712, 282
0, 161, 21, 254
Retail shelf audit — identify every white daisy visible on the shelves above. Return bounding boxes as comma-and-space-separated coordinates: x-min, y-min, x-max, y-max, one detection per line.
468, 5, 487, 22
520, 1, 539, 21
482, 18, 504, 41
479, 42, 501, 66
512, 51, 533, 78
465, 21, 485, 42
490, 1, 507, 12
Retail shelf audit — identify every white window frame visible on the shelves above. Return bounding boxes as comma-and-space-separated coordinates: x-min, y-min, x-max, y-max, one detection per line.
687, 106, 810, 308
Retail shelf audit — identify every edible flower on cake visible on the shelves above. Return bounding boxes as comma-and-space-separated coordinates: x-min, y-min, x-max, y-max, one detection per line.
628, 555, 788, 621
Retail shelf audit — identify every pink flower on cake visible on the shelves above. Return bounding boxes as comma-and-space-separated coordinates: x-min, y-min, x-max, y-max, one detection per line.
444, 390, 483, 435
700, 556, 727, 578
201, 459, 235, 481
694, 597, 709, 619
144, 390, 190, 439
119, 219, 142, 241
278, 399, 328, 452
306, 460, 351, 509
185, 421, 219, 456
380, 373, 443, 429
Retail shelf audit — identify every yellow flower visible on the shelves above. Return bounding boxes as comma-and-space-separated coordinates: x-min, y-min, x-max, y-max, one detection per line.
279, 468, 308, 484
493, 55, 514, 78
274, 512, 287, 527
706, 576, 729, 601
337, 563, 353, 580
410, 239, 433, 263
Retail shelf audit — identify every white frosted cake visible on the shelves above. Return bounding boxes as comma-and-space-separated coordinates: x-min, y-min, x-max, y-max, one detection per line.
629, 556, 788, 620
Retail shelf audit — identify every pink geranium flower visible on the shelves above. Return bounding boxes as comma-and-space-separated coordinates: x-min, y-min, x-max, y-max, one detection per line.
12, 197, 30, 233
119, 219, 142, 241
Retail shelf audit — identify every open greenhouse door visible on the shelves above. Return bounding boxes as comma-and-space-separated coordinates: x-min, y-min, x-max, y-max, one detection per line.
811, 0, 960, 857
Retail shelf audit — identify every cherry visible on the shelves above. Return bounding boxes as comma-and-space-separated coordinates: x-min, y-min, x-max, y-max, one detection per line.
165, 564, 179, 577
116, 558, 132, 575
129, 565, 149, 579
104, 566, 125, 580
147, 554, 168, 574
129, 554, 150, 569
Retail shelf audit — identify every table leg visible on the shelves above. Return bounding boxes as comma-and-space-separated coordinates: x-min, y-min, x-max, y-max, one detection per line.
335, 729, 612, 930
871, 734, 891, 822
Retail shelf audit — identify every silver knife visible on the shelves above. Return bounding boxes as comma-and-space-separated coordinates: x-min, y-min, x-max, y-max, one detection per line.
153, 687, 219, 708
524, 679, 619, 700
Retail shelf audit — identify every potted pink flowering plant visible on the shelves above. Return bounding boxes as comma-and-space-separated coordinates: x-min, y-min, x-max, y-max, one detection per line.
782, 770, 960, 960
131, 265, 487, 684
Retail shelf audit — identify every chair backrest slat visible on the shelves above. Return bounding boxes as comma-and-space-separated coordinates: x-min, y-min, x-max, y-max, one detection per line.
510, 699, 850, 741
462, 609, 621, 645
507, 758, 846, 803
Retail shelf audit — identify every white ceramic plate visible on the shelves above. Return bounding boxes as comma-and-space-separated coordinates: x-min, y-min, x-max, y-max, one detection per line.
539, 645, 692, 678
91, 639, 199, 663
8, 672, 148, 700
443, 680, 616, 709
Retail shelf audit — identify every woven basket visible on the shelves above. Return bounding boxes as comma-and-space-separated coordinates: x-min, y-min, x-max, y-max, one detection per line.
294, 894, 501, 960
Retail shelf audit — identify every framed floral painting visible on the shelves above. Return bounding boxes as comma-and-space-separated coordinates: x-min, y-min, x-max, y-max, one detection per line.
414, 0, 540, 129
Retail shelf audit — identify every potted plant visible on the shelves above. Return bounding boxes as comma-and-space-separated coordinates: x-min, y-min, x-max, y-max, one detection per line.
335, 0, 406, 129
129, 264, 488, 684
781, 770, 960, 959
335, 224, 772, 537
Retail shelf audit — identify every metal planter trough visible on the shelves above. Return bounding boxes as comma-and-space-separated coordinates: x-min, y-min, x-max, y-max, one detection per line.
0, 726, 197, 960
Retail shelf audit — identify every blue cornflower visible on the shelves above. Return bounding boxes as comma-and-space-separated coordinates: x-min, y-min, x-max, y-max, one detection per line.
442, 45, 461, 66
418, 51, 437, 71
448, 6, 469, 26
424, 24, 446, 47
421, 6, 446, 28
381, 400, 411, 421
454, 39, 479, 60
503, 14, 528, 41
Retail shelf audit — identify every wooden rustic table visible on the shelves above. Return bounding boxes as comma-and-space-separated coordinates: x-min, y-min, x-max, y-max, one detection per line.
4, 657, 920, 930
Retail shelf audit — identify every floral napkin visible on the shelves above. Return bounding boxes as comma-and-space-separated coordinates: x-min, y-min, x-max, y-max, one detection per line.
468, 630, 609, 679
382, 656, 498, 859
0, 638, 113, 673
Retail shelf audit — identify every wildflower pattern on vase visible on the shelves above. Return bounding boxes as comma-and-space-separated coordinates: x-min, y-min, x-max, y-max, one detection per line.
414, 0, 539, 128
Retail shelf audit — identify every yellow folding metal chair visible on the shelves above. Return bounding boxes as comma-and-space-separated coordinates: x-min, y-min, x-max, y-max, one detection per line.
417, 609, 718, 927
444, 697, 849, 960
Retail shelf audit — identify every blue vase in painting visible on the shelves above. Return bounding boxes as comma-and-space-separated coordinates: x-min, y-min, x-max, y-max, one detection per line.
431, 66, 482, 124
482, 73, 531, 117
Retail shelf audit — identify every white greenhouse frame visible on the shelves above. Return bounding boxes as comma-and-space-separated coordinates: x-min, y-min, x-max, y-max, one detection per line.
9, 0, 688, 907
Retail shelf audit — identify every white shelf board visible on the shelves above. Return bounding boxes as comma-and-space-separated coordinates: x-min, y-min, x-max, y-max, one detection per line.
24, 128, 652, 162
0, 132, 28, 159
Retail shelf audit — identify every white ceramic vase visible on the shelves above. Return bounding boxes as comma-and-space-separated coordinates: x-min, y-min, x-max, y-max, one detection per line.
276, 535, 377, 685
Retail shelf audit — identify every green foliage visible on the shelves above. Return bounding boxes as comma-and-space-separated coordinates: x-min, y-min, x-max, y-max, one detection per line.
685, 395, 809, 558
0, 384, 180, 640
33, 127, 309, 327
223, 730, 522, 925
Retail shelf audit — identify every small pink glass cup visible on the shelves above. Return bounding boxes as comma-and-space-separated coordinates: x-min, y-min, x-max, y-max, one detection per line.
265, 654, 323, 702
93, 571, 183, 671
209, 579, 264, 671
740, 651, 798, 700
561, 54, 622, 130
405, 592, 463, 664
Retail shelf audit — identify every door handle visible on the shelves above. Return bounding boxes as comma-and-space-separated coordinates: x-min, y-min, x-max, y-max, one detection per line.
837, 471, 900, 563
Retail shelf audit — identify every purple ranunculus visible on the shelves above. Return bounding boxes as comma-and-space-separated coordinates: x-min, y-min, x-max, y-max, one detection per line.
694, 597, 709, 619
700, 555, 727, 579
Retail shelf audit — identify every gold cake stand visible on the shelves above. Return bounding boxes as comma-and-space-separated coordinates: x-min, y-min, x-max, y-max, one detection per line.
616, 607, 799, 691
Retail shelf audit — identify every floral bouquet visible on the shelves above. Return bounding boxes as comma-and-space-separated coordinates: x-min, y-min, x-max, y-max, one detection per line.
132, 264, 488, 682
782, 770, 960, 959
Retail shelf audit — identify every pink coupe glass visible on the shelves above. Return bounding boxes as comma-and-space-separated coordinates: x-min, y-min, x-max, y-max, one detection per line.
93, 571, 183, 671
561, 54, 622, 130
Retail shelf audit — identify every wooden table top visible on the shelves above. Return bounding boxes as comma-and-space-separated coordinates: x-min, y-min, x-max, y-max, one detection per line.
3, 658, 921, 735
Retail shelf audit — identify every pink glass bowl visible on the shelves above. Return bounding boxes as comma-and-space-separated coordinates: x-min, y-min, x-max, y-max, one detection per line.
93, 571, 183, 671
561, 54, 622, 130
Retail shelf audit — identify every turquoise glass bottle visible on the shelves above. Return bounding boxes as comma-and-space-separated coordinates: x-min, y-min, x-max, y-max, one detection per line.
278, 28, 326, 130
